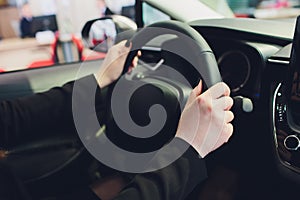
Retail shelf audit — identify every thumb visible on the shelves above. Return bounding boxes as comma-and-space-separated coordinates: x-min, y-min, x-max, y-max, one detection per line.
187, 80, 203, 104
195, 80, 203, 96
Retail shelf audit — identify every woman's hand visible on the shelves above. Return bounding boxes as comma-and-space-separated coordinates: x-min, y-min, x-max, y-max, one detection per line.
96, 40, 140, 88
175, 81, 234, 158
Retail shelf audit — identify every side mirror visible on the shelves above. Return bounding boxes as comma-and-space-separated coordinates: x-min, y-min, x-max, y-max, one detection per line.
81, 15, 137, 52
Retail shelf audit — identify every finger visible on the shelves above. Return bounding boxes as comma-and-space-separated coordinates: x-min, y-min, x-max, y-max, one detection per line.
137, 50, 142, 57
224, 111, 234, 123
205, 82, 230, 99
127, 66, 134, 74
214, 96, 234, 111
218, 123, 234, 144
128, 51, 141, 71
193, 79, 203, 96
223, 123, 233, 142
187, 80, 203, 105
131, 55, 139, 67
127, 63, 136, 74
212, 123, 233, 151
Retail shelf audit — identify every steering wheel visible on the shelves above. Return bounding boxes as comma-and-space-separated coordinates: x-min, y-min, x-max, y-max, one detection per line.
104, 20, 222, 153
72, 20, 223, 173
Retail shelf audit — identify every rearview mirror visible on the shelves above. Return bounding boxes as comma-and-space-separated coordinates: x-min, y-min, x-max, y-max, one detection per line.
81, 15, 137, 52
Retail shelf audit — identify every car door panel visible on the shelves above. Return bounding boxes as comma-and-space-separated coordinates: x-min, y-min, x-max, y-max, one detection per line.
0, 59, 103, 184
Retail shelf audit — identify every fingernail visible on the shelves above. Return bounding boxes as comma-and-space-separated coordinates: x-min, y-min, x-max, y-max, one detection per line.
197, 78, 201, 84
125, 40, 131, 47
197, 79, 202, 86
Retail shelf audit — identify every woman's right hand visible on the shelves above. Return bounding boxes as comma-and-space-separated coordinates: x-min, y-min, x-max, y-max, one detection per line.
175, 81, 234, 158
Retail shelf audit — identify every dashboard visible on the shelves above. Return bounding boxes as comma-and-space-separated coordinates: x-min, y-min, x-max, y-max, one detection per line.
193, 18, 300, 193
139, 18, 293, 105
267, 16, 300, 185
137, 18, 300, 187
207, 39, 280, 99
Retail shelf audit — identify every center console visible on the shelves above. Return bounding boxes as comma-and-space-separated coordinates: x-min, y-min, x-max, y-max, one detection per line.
273, 16, 300, 177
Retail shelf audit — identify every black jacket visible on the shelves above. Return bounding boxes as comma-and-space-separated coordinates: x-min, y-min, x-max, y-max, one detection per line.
0, 75, 206, 200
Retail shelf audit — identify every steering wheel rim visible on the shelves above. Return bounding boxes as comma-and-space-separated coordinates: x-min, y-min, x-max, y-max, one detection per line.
106, 20, 223, 154
122, 20, 222, 87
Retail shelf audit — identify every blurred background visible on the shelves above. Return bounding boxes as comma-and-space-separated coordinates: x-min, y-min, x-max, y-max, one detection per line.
0, 0, 299, 72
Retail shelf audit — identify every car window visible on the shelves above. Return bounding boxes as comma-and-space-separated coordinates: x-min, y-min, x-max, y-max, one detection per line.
227, 0, 300, 19
199, 0, 235, 18
1, 0, 299, 74
142, 3, 171, 26
0, 0, 136, 73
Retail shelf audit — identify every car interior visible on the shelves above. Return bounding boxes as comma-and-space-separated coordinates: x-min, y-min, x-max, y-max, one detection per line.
1, 0, 300, 199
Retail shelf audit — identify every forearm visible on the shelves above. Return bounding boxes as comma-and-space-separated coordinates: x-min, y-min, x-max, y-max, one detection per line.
0, 75, 104, 148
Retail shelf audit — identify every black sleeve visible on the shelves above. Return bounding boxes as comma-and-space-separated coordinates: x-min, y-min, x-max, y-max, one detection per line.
113, 138, 207, 200
65, 139, 206, 200
57, 187, 100, 200
0, 75, 103, 148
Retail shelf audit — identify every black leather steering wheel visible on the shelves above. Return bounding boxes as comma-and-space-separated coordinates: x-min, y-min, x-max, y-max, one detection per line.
105, 20, 222, 153
122, 20, 221, 86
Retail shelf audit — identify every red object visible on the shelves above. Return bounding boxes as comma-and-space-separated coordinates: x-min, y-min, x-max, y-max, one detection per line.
27, 32, 106, 69
52, 33, 85, 63
235, 14, 250, 18
27, 60, 55, 69
275, 0, 289, 8
72, 35, 84, 60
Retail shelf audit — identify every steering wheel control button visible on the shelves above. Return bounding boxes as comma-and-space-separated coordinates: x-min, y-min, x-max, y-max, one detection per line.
284, 135, 300, 151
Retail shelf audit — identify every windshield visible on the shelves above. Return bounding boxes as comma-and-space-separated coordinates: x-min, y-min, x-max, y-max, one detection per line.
0, 0, 299, 73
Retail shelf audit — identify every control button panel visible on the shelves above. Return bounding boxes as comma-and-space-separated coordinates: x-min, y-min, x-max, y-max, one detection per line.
273, 84, 300, 172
